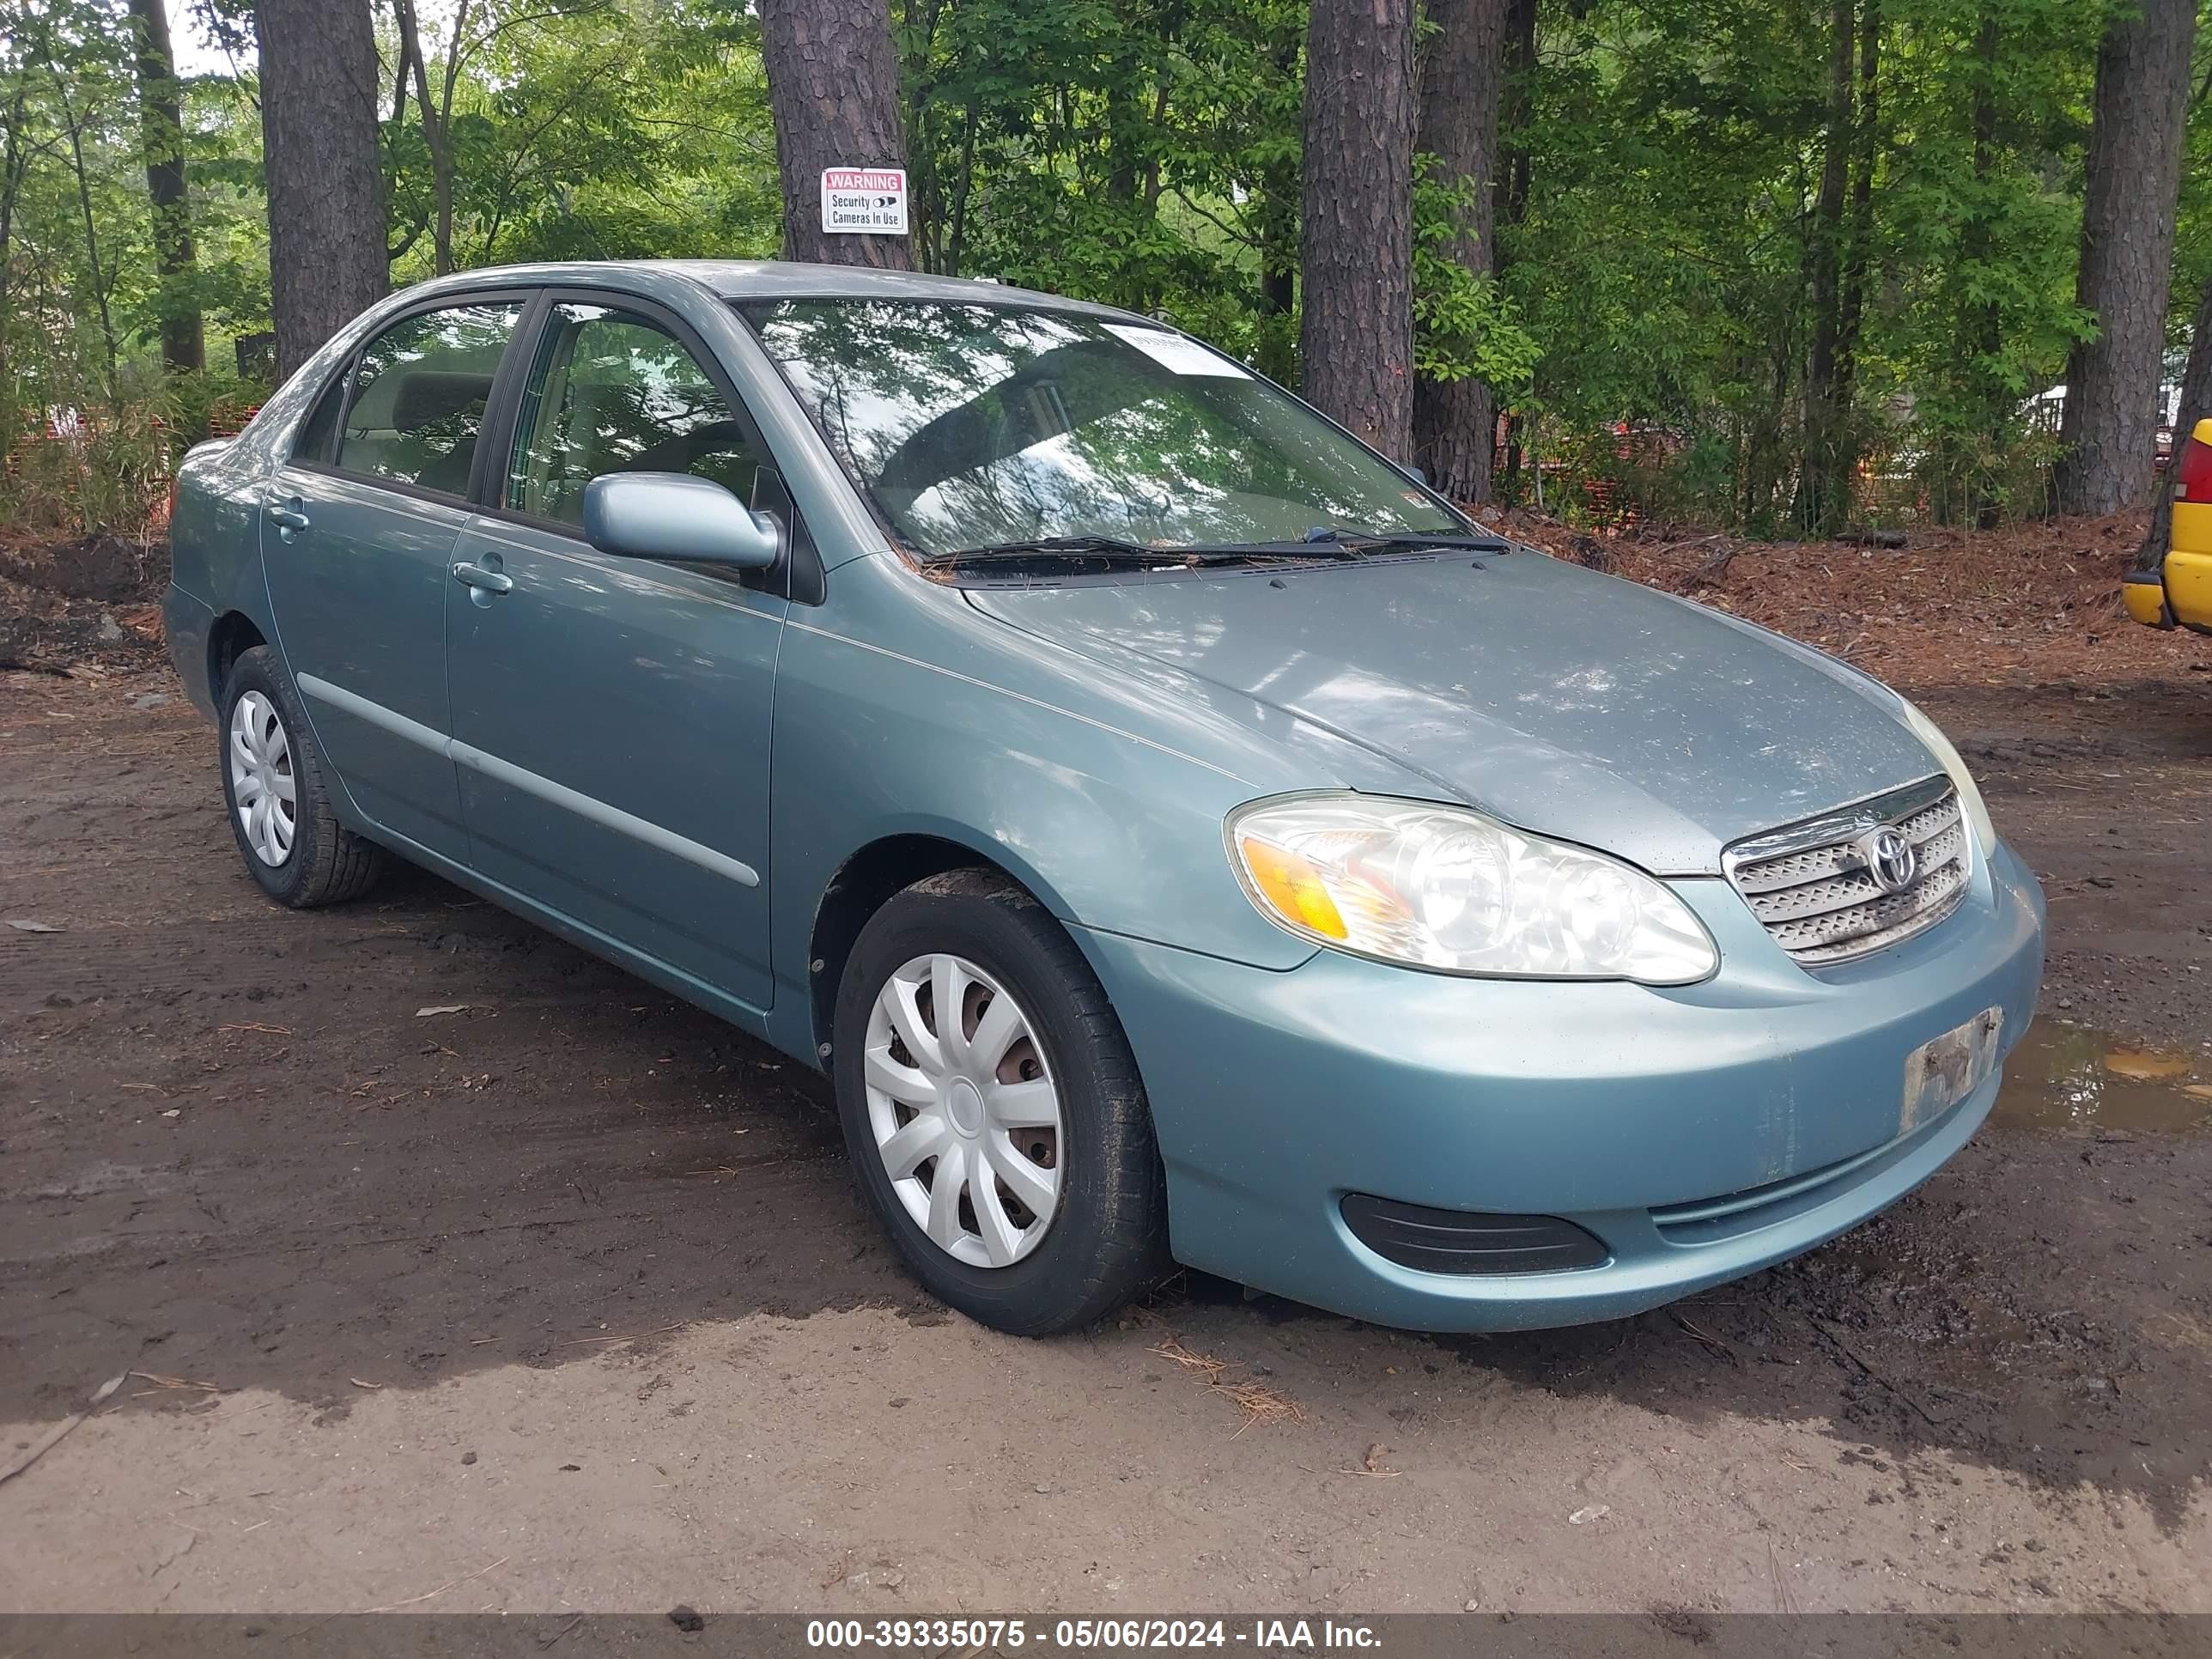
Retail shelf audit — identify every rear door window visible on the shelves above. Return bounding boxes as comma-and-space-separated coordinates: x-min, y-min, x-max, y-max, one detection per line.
336, 301, 523, 496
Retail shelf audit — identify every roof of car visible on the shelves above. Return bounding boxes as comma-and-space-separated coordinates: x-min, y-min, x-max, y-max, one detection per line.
406, 258, 1133, 318
679, 260, 1123, 310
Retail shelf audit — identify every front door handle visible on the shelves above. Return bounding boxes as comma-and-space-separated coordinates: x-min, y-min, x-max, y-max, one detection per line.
452, 561, 513, 596
266, 494, 310, 538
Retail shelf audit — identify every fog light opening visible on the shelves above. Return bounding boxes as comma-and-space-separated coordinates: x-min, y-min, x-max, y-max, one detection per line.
1340, 1194, 1609, 1275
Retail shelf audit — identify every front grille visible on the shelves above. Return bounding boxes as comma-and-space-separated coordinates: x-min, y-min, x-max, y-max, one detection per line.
1723, 776, 1968, 966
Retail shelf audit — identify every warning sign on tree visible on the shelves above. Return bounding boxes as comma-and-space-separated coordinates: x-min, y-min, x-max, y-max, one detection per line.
820, 168, 908, 235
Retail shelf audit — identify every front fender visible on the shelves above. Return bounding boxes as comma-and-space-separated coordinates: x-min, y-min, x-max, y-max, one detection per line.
763, 559, 1331, 1057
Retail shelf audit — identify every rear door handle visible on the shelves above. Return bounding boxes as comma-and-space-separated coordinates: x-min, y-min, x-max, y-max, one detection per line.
265, 494, 310, 537
452, 561, 513, 595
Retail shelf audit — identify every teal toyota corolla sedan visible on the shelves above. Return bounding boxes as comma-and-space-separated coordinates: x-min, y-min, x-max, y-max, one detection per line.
164, 261, 2045, 1336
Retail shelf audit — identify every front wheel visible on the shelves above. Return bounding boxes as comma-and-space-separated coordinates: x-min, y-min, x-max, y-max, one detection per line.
832, 869, 1169, 1334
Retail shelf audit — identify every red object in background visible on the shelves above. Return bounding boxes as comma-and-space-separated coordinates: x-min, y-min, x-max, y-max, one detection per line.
2179, 428, 2212, 504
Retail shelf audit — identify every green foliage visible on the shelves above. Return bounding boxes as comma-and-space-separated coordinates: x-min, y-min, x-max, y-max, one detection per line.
369, 0, 778, 272
3, 1, 143, 402
1865, 0, 2100, 524
1493, 0, 2118, 532
4, 0, 2206, 539
5, 362, 175, 536
1411, 157, 1538, 397
893, 0, 1304, 355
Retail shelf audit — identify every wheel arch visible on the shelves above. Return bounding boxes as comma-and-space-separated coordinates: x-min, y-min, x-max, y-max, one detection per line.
208, 611, 268, 700
805, 830, 1079, 1064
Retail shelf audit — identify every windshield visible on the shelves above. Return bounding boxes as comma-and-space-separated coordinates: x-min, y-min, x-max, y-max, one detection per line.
738, 298, 1467, 559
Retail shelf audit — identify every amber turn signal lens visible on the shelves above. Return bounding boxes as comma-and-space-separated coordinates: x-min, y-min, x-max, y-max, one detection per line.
1238, 836, 1350, 940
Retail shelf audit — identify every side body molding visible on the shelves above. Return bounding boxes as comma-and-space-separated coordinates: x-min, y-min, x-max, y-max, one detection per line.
293, 672, 761, 889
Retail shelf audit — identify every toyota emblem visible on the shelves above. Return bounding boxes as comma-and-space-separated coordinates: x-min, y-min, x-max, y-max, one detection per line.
1856, 825, 1918, 894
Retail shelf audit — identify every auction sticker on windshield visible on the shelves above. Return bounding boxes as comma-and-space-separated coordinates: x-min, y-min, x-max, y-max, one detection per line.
1103, 323, 1251, 378
821, 168, 908, 234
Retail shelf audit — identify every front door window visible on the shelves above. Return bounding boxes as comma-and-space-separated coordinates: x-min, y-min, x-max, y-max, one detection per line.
506, 304, 768, 528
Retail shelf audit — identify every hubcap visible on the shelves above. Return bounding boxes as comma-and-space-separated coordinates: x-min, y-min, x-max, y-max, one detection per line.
228, 690, 298, 867
946, 1077, 986, 1137
862, 952, 1064, 1268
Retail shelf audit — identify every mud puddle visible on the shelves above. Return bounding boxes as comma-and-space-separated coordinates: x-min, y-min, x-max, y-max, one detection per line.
1992, 1020, 2211, 1135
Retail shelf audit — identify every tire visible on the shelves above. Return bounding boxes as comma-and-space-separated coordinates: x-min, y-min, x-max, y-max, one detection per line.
833, 868, 1169, 1335
217, 645, 386, 908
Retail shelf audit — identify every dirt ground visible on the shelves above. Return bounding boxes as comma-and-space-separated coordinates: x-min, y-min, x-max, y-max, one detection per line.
2, 532, 2210, 1616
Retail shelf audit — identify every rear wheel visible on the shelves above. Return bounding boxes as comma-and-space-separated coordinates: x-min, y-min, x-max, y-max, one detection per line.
832, 869, 1169, 1334
218, 646, 386, 908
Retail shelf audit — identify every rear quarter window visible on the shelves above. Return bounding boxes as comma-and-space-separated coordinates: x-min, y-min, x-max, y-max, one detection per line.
292, 369, 349, 465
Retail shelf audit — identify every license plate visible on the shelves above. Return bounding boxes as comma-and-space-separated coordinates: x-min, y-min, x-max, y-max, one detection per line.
1900, 1006, 2004, 1135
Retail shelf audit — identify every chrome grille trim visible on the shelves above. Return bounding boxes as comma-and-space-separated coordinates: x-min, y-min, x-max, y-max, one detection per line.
1723, 775, 1968, 966
1747, 823, 1966, 923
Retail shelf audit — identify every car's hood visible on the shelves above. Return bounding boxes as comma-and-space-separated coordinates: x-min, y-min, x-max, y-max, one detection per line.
964, 550, 1943, 875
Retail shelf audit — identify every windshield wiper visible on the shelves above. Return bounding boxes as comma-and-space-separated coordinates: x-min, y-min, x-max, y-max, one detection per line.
930, 534, 1183, 567
927, 529, 1512, 571
932, 534, 1366, 569
1297, 527, 1513, 554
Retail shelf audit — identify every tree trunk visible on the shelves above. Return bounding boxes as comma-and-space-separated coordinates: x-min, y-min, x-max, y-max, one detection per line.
946, 109, 975, 276
758, 0, 914, 270
391, 0, 459, 277
1494, 0, 1536, 491
1965, 7, 2002, 530
1300, 0, 1417, 459
126, 0, 203, 374
1252, 25, 1301, 386
258, 0, 388, 381
2054, 0, 2196, 518
2136, 272, 2212, 572
1796, 0, 1855, 537
1826, 0, 1879, 528
433, 3, 471, 276
1412, 0, 1508, 501
1255, 155, 1297, 380
49, 61, 121, 396
1498, 0, 1534, 235
897, 0, 947, 272
0, 77, 30, 405
1104, 53, 1140, 207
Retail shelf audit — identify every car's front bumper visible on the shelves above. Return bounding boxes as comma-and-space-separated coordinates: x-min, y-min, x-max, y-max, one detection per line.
1079, 839, 2045, 1332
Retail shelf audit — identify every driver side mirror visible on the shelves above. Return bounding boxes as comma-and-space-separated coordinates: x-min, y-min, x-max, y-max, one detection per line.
581, 471, 781, 571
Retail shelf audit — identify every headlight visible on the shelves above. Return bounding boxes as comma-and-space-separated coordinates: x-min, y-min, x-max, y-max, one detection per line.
1226, 795, 1717, 983
1896, 698, 1996, 860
